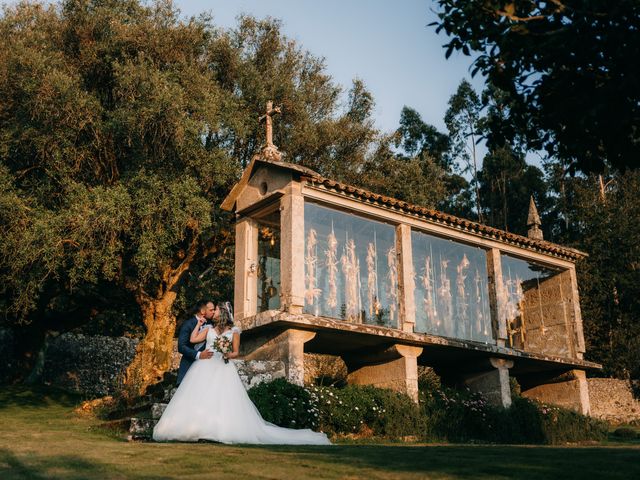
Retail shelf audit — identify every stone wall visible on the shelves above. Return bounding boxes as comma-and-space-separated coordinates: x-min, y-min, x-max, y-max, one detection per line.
39, 333, 284, 397
521, 270, 573, 357
42, 333, 138, 397
588, 378, 640, 425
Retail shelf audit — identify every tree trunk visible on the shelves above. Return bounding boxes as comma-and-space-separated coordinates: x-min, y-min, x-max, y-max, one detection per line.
122, 292, 178, 398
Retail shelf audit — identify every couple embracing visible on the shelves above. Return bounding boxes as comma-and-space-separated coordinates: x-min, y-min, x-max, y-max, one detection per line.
152, 300, 330, 445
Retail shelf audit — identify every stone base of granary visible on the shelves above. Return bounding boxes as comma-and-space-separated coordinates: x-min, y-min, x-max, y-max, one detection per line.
240, 328, 316, 386
519, 369, 590, 415
343, 345, 423, 403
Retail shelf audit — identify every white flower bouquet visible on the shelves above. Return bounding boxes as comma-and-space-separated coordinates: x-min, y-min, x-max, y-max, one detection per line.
212, 336, 233, 363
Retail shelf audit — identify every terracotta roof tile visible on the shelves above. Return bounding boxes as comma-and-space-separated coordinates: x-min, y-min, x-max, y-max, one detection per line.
301, 174, 586, 261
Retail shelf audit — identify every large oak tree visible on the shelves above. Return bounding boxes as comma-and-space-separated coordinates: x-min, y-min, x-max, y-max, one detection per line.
0, 0, 388, 395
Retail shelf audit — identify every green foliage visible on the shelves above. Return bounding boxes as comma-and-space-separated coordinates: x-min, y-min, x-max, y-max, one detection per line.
432, 0, 640, 173
612, 427, 638, 440
2, 1, 426, 384
248, 379, 424, 438
249, 379, 608, 444
247, 377, 318, 429
419, 383, 609, 444
445, 79, 483, 221
477, 145, 551, 235
309, 384, 426, 438
566, 173, 640, 379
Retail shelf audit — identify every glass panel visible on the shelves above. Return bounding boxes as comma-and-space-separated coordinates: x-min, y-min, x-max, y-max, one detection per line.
304, 202, 398, 327
257, 224, 280, 312
412, 230, 493, 343
500, 255, 572, 356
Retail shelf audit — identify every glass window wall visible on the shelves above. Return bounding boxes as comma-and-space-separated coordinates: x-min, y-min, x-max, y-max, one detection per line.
257, 223, 280, 312
304, 202, 398, 327
412, 230, 493, 343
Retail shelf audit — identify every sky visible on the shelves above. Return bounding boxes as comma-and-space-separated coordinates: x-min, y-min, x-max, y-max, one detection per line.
174, 0, 485, 136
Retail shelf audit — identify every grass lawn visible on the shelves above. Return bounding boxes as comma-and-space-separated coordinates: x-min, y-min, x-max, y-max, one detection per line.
1, 386, 639, 479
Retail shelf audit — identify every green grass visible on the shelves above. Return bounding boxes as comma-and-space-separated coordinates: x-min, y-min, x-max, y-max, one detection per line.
1, 386, 639, 479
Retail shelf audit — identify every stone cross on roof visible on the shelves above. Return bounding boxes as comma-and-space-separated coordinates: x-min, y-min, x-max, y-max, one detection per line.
258, 101, 282, 162
527, 196, 543, 240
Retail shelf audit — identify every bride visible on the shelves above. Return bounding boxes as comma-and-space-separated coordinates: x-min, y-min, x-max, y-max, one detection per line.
152, 302, 331, 445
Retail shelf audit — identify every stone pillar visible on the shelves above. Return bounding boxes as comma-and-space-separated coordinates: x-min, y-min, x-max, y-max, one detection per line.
486, 248, 508, 347
280, 182, 305, 314
519, 369, 591, 415
397, 224, 416, 333
241, 329, 316, 386
568, 266, 586, 359
462, 358, 514, 408
234, 217, 258, 321
344, 345, 423, 403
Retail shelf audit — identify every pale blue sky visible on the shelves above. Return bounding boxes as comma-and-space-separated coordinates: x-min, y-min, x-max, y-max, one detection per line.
175, 0, 485, 135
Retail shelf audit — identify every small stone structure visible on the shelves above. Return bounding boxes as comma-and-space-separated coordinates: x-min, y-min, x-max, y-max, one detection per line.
221, 104, 600, 412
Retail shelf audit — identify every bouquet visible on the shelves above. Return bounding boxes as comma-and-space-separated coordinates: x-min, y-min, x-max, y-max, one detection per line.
212, 336, 233, 364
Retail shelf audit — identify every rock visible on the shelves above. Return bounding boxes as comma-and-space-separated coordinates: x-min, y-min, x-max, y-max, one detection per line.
151, 403, 167, 419
129, 417, 157, 439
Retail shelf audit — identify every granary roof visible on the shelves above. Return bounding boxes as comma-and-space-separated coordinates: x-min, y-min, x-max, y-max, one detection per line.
221, 156, 587, 262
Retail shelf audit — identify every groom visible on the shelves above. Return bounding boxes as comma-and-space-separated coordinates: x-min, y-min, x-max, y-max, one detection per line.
176, 300, 215, 385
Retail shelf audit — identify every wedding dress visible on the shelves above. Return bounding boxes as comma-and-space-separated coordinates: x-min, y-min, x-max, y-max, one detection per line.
152, 328, 331, 445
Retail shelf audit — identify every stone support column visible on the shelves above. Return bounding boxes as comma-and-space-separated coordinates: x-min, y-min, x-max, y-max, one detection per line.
462, 358, 514, 408
234, 217, 258, 321
241, 329, 316, 386
568, 266, 586, 359
486, 248, 508, 346
344, 345, 423, 403
280, 182, 305, 314
519, 369, 591, 415
397, 224, 416, 333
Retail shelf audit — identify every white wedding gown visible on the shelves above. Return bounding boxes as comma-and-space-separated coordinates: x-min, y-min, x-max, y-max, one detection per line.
152, 328, 331, 445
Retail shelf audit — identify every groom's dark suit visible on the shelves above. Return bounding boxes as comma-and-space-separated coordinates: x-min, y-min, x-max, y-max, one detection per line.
177, 316, 209, 385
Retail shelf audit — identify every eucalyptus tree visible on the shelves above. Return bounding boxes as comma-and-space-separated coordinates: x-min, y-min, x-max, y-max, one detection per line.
445, 79, 483, 222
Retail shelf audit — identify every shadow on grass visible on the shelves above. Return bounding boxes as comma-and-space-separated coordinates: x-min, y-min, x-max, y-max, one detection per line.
0, 385, 81, 411
239, 443, 640, 480
0, 449, 169, 480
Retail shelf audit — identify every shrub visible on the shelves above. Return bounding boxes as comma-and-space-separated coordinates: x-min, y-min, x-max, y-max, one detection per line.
533, 402, 609, 444
248, 378, 609, 444
612, 426, 638, 439
309, 384, 426, 438
419, 382, 609, 444
247, 378, 318, 429
420, 384, 496, 442
248, 379, 425, 439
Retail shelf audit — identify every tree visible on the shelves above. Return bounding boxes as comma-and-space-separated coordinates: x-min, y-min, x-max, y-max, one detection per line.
358, 137, 450, 208
393, 106, 470, 214
444, 79, 483, 221
432, 0, 640, 173
477, 145, 550, 235
567, 173, 640, 379
0, 1, 379, 395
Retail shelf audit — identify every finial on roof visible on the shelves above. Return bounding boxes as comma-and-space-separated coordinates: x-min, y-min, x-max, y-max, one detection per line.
258, 100, 282, 161
527, 196, 543, 240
